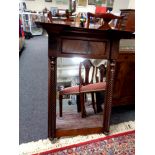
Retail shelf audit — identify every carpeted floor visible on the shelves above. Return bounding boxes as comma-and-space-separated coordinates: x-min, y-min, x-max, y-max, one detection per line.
19, 36, 48, 144
19, 36, 135, 144
19, 121, 135, 155
33, 130, 135, 155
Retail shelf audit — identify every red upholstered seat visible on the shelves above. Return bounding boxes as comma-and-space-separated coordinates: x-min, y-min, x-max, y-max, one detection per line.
60, 86, 80, 95
81, 82, 106, 93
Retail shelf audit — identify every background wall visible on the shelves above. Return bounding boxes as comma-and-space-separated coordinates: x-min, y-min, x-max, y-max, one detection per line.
112, 0, 135, 13
20, 0, 135, 13
22, 0, 69, 12
76, 4, 96, 13
128, 0, 135, 9
21, 0, 96, 13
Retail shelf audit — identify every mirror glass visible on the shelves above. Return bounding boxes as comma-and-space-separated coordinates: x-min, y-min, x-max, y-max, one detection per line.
56, 57, 107, 130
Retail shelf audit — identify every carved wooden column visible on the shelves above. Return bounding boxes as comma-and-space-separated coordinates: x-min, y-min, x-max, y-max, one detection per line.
48, 57, 57, 139
103, 60, 116, 134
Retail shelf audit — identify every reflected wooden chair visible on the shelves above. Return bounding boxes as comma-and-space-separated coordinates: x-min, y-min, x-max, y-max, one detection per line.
79, 59, 96, 117
79, 63, 107, 118
59, 59, 96, 117
96, 64, 106, 83
95, 63, 107, 113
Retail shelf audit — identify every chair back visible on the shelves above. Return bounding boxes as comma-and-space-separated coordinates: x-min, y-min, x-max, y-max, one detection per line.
95, 64, 106, 83
79, 60, 95, 86
86, 12, 123, 30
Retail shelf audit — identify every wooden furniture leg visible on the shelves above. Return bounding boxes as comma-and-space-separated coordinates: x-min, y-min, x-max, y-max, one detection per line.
80, 93, 86, 118
76, 94, 81, 112
99, 18, 112, 30
96, 91, 104, 113
103, 60, 116, 134
48, 57, 57, 139
59, 94, 62, 117
91, 92, 96, 114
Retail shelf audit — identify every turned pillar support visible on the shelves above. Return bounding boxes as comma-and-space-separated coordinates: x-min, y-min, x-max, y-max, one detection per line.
103, 60, 116, 134
48, 57, 57, 139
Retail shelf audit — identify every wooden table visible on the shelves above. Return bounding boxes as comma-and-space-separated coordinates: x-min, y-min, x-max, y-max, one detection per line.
36, 21, 134, 139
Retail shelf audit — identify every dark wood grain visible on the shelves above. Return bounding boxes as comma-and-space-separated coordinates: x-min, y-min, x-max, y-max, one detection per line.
103, 61, 116, 134
36, 20, 134, 138
56, 127, 103, 137
87, 12, 123, 30
116, 9, 135, 32
48, 57, 57, 138
112, 53, 135, 106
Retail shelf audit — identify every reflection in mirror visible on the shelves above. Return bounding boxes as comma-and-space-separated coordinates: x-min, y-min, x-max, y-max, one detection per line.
56, 57, 107, 131
119, 39, 135, 52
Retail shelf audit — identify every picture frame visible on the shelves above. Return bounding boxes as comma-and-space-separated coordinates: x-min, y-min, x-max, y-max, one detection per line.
56, 0, 68, 4
106, 0, 114, 7
78, 0, 87, 6
102, 0, 106, 4
95, 0, 104, 6
50, 7, 58, 16
45, 0, 52, 2
88, 0, 96, 5
93, 0, 106, 6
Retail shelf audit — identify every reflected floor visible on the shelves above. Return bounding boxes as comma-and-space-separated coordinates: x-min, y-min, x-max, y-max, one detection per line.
56, 100, 103, 130
56, 99, 135, 130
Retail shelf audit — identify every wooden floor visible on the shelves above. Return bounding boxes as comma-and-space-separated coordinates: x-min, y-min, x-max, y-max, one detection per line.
56, 99, 103, 130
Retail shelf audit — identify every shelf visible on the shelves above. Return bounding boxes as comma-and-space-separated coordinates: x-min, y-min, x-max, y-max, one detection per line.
20, 12, 43, 36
